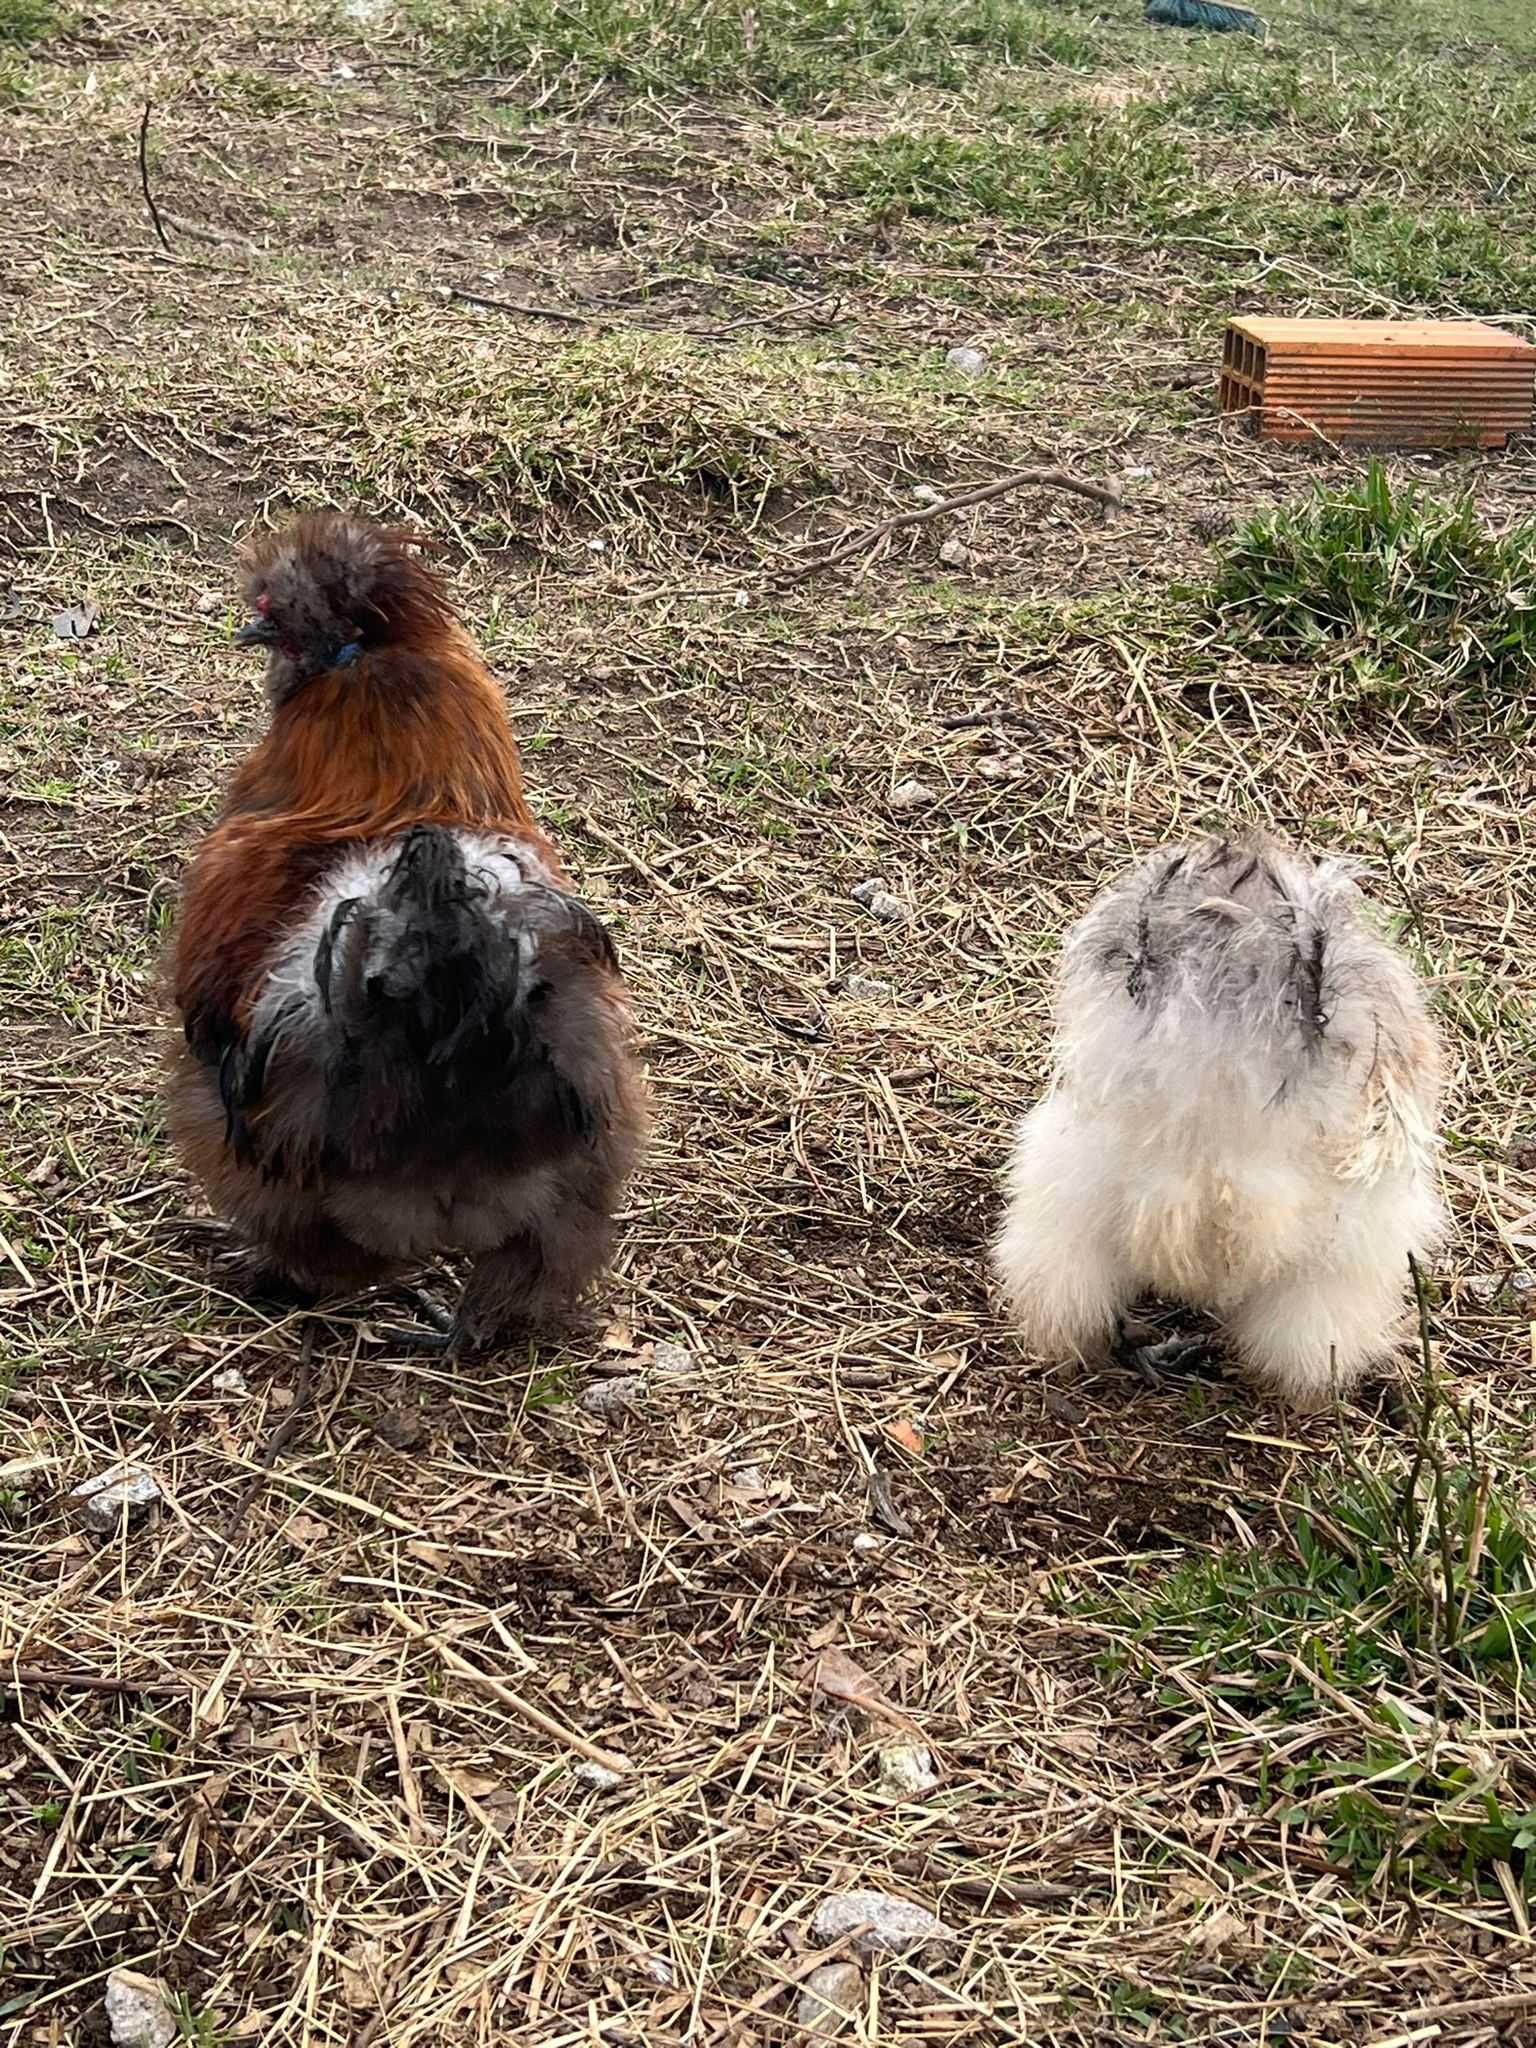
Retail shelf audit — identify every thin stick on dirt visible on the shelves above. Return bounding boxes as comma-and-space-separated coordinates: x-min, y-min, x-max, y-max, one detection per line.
446, 286, 592, 326
1409, 1253, 1462, 1644
939, 707, 1053, 732
447, 281, 836, 345
383, 1603, 633, 1777
4, 1668, 310, 1703
220, 1318, 319, 1545
138, 102, 174, 254
772, 465, 1124, 586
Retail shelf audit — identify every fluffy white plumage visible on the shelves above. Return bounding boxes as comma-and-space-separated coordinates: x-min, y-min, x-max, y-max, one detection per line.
994, 831, 1445, 1408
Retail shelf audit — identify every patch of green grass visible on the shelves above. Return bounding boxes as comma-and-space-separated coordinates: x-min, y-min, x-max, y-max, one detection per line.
1297, 199, 1536, 313
0, 0, 52, 45
1168, 51, 1536, 193
806, 106, 1529, 314
1204, 462, 1536, 713
796, 104, 1209, 229
329, 332, 832, 537
521, 1360, 578, 1412
706, 736, 838, 807
214, 67, 312, 117
407, 0, 1113, 103
1099, 1464, 1536, 1698
173, 2006, 227, 2048
1075, 1335, 1536, 1894
1407, 0, 1536, 58
0, 53, 34, 104
818, 130, 1033, 222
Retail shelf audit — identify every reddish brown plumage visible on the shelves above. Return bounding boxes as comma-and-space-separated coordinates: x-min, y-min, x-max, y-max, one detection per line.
174, 523, 557, 1043
168, 512, 645, 1342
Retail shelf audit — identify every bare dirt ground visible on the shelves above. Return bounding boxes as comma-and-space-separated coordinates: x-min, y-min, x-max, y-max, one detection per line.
2, 0, 1535, 2041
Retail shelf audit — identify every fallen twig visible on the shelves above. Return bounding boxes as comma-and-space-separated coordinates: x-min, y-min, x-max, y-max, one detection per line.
772, 465, 1123, 587
446, 282, 841, 344
446, 285, 593, 326
138, 102, 174, 254
383, 1603, 633, 1777
939, 706, 1055, 732
866, 1464, 914, 1539
158, 212, 260, 257
4, 1667, 310, 1702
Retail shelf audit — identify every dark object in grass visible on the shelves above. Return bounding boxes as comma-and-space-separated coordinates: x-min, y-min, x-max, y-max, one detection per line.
137, 101, 173, 253
1116, 1329, 1230, 1390
1144, 0, 1261, 32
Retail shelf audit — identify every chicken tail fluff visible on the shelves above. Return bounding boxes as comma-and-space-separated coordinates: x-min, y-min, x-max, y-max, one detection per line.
995, 830, 1444, 1405
227, 825, 622, 1175
1057, 830, 1439, 1169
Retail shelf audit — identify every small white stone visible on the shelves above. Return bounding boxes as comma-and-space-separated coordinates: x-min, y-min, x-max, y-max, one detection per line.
796, 1960, 864, 2035
851, 1531, 885, 1554
194, 589, 221, 615
70, 1463, 161, 1535
334, 60, 357, 78
890, 779, 938, 811
810, 1890, 955, 1956
1465, 1267, 1536, 1310
1122, 463, 1153, 480
651, 1341, 694, 1377
878, 1742, 940, 1798
210, 1368, 249, 1398
937, 537, 972, 569
52, 603, 98, 640
861, 890, 909, 925
574, 1760, 625, 1792
911, 484, 944, 506
641, 1954, 674, 1987
945, 345, 987, 376
580, 1374, 647, 1417
844, 974, 894, 1002
105, 1968, 178, 2048
728, 1464, 767, 1495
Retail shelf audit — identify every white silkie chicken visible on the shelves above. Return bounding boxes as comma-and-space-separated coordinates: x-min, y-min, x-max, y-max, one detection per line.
994, 831, 1444, 1408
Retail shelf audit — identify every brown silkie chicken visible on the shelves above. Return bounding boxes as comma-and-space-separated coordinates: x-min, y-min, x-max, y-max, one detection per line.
168, 513, 646, 1352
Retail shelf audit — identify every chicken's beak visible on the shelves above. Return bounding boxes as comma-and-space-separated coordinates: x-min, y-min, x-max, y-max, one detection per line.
234, 616, 280, 648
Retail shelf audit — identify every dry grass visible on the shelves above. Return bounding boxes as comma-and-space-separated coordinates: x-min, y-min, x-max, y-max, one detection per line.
3, 0, 1536, 2041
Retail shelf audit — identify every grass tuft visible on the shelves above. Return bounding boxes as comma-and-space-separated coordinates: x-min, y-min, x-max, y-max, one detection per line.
798, 105, 1211, 228
0, 0, 51, 42
407, 0, 1112, 102
326, 332, 834, 539
1206, 461, 1536, 710
1078, 1347, 1536, 1892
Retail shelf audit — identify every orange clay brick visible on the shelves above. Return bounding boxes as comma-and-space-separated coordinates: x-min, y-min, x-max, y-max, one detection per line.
1219, 317, 1535, 449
